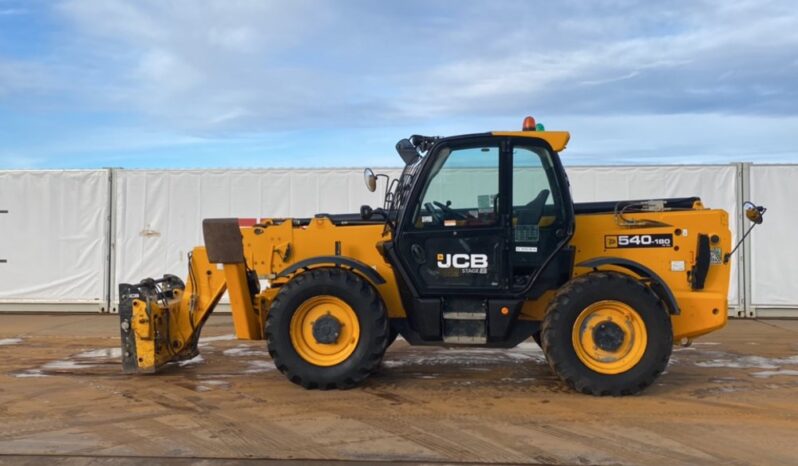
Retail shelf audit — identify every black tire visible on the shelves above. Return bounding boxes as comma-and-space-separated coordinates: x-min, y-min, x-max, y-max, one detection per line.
541, 271, 673, 396
265, 268, 389, 389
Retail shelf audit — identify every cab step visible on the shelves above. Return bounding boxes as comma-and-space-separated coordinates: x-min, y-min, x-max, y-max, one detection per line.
442, 299, 487, 344
442, 311, 486, 320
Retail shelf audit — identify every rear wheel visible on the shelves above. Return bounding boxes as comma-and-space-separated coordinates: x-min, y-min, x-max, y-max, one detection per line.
541, 271, 672, 396
266, 268, 389, 389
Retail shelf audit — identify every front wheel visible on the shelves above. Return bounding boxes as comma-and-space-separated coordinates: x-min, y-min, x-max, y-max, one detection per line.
266, 268, 389, 389
541, 271, 672, 396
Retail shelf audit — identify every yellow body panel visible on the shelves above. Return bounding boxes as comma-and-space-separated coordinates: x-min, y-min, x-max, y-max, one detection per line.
223, 264, 264, 340
491, 131, 570, 152
242, 218, 406, 319
570, 209, 732, 340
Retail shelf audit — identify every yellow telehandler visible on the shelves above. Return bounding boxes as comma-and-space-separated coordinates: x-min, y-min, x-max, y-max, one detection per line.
118, 117, 764, 395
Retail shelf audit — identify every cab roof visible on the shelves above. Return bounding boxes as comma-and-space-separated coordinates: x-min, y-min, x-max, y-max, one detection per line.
491, 131, 570, 152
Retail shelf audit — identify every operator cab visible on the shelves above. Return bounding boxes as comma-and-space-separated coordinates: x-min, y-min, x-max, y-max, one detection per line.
375, 117, 576, 346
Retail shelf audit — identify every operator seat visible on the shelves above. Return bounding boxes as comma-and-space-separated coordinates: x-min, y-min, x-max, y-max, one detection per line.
518, 189, 550, 226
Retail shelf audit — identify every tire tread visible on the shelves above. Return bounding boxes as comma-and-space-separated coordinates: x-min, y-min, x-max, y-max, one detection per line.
541, 271, 672, 396
265, 268, 388, 390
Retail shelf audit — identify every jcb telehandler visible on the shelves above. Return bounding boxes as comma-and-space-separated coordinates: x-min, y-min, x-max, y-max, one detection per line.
119, 117, 764, 395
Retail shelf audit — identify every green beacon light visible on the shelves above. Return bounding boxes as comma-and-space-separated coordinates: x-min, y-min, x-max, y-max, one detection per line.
535, 123, 545, 131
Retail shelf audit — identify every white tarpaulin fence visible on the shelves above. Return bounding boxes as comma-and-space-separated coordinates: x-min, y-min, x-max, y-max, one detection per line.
750, 165, 798, 310
0, 164, 794, 315
0, 170, 110, 310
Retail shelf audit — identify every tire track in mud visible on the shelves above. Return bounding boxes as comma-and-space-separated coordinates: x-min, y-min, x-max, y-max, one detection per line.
325, 411, 530, 464
0, 377, 341, 459
310, 376, 587, 463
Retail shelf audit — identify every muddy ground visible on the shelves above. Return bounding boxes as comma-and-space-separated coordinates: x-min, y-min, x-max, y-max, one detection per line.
0, 314, 797, 465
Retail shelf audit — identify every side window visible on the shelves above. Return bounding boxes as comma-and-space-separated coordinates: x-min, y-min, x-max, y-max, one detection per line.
414, 146, 499, 228
512, 147, 557, 243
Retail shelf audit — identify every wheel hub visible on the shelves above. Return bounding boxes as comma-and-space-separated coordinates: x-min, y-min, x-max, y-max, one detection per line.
571, 300, 648, 375
592, 321, 625, 352
290, 295, 361, 367
312, 314, 342, 344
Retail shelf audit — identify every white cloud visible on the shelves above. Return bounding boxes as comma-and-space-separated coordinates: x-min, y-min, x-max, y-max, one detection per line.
31, 1, 795, 128
0, 59, 61, 97
53, 0, 338, 130
1, 0, 797, 166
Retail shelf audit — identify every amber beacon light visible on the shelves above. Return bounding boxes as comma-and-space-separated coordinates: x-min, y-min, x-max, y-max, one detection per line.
522, 115, 545, 131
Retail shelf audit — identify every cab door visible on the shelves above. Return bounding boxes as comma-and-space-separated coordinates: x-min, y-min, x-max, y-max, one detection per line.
394, 138, 510, 296
508, 139, 573, 293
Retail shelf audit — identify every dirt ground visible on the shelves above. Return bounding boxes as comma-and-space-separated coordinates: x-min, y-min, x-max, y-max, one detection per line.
1, 314, 797, 466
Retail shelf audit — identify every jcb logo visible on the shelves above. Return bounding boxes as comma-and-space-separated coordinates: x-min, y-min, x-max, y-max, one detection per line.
436, 253, 489, 269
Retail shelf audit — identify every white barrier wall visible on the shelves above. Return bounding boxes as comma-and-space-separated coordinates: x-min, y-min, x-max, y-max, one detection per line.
750, 165, 798, 308
0, 164, 793, 315
0, 170, 109, 310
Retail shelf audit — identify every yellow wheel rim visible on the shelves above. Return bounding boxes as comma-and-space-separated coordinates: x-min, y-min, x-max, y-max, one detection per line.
290, 295, 360, 367
572, 300, 647, 375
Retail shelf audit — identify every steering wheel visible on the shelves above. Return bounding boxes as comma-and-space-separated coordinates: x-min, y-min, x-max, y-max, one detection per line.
424, 202, 444, 224
433, 201, 467, 220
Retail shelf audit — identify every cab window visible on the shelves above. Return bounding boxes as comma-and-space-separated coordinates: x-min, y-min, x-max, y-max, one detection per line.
413, 145, 499, 229
512, 146, 558, 242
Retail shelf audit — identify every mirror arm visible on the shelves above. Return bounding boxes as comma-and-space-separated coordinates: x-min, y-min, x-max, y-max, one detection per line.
724, 221, 758, 264
377, 174, 396, 210
724, 202, 767, 264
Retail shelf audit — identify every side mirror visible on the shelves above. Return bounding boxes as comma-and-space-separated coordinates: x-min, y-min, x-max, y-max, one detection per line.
396, 138, 420, 165
363, 168, 377, 192
745, 202, 766, 224
724, 201, 766, 263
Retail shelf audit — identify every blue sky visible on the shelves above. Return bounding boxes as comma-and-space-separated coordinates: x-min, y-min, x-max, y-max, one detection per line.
1, 0, 797, 169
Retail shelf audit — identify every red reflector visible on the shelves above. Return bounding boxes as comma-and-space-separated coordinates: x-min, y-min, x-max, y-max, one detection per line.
238, 218, 257, 227
522, 116, 536, 131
